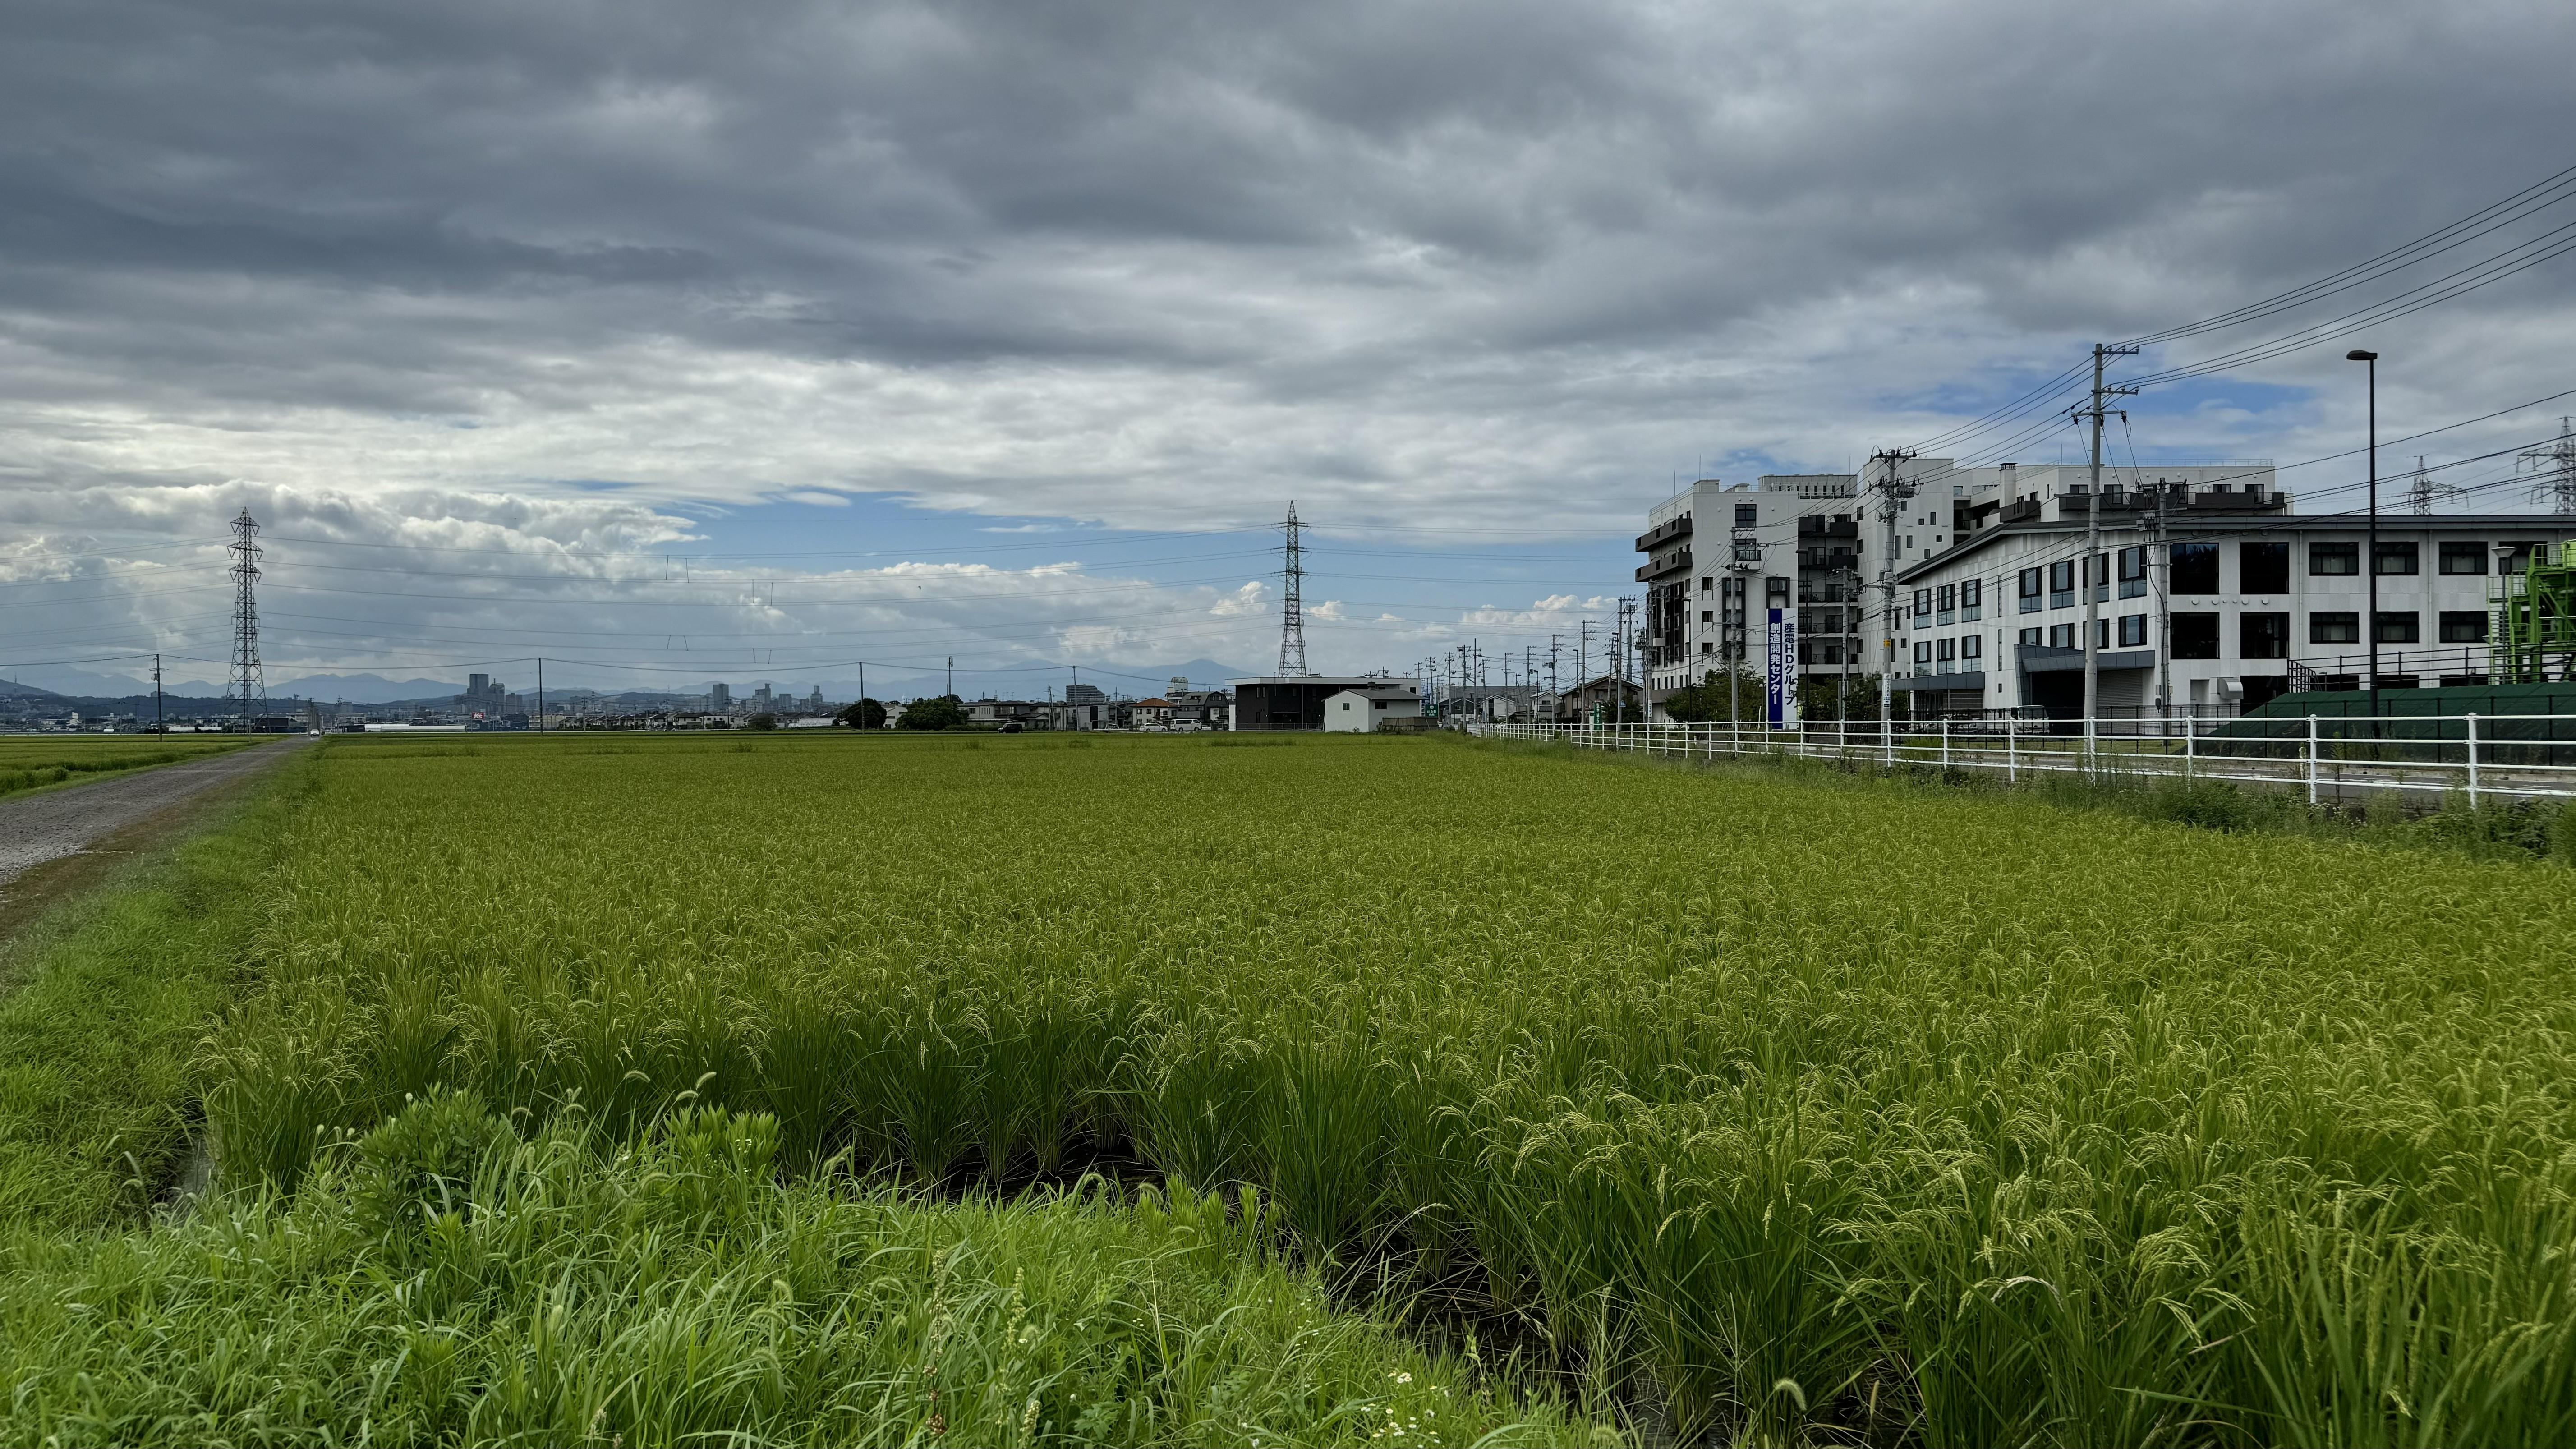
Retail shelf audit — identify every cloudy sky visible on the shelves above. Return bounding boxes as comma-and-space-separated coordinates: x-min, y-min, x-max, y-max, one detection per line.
5, 0, 2574, 699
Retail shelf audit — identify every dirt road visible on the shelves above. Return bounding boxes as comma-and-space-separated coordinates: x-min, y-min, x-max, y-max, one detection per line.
0, 737, 311, 890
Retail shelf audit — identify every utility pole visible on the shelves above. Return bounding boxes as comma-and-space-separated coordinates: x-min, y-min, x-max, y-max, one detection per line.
227, 508, 263, 734
2076, 343, 2141, 755
2347, 349, 2381, 717
537, 656, 544, 731
1868, 449, 1915, 733
153, 653, 163, 734
1577, 620, 1594, 719
2153, 479, 2172, 725
946, 656, 953, 698
1616, 597, 1639, 722
1612, 606, 1627, 722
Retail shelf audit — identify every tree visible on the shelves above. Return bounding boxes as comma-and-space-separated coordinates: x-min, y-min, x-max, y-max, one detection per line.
836, 698, 888, 729
894, 695, 968, 731
746, 713, 778, 731
1661, 669, 1761, 723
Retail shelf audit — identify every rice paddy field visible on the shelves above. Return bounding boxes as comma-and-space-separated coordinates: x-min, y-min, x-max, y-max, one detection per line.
0, 733, 258, 797
7, 729, 2576, 1445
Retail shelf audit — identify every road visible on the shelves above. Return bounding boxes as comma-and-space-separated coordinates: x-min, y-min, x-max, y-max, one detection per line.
0, 737, 312, 889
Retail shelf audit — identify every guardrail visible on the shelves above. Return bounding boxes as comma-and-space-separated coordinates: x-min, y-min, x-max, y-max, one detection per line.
1474, 712, 2576, 804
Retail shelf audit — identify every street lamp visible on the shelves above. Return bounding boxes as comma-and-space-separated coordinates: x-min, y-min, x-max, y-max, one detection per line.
2347, 349, 2380, 718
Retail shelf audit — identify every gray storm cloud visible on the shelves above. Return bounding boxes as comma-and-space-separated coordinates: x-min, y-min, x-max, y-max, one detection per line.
3, 0, 2571, 680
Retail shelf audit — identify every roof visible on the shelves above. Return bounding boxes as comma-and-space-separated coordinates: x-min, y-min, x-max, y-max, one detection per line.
1229, 676, 1420, 688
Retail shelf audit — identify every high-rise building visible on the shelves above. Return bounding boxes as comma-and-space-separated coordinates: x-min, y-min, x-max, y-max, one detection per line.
709, 683, 731, 712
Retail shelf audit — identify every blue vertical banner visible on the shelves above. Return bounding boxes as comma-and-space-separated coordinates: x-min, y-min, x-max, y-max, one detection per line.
1765, 606, 1799, 726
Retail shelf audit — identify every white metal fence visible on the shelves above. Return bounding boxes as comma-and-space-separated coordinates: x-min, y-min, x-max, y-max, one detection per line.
1473, 713, 2576, 805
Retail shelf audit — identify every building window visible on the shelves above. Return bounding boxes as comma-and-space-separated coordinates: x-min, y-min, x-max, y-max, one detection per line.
2438, 542, 2487, 575
1937, 637, 1956, 663
2310, 611, 2360, 644
2019, 567, 2044, 613
1962, 635, 1982, 662
2240, 541, 2290, 594
1914, 641, 1933, 665
1700, 610, 1712, 623
1961, 578, 1982, 621
2439, 610, 2488, 643
2503, 541, 2545, 572
2311, 541, 2360, 576
1735, 504, 1757, 525
2095, 618, 2111, 650
2374, 541, 2420, 576
1936, 583, 1956, 624
1702, 640, 1716, 653
2047, 623, 2075, 649
2019, 627, 2042, 647
2118, 613, 2147, 647
2172, 614, 2220, 658
1913, 587, 1932, 621
2117, 545, 2148, 598
2049, 560, 2075, 608
2241, 612, 2290, 659
1701, 575, 1715, 591
2171, 542, 2220, 594
2374, 611, 2420, 644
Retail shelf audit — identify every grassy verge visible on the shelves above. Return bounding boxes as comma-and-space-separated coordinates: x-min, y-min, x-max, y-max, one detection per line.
1474, 730, 2576, 866
0, 748, 315, 1226
0, 1093, 1596, 1447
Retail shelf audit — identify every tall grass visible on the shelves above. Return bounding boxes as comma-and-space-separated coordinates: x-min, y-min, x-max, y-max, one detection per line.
0, 1090, 1586, 1446
0, 751, 317, 1223
201, 731, 2576, 1444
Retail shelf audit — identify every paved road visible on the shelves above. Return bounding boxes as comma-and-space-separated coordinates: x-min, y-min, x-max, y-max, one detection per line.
0, 737, 311, 888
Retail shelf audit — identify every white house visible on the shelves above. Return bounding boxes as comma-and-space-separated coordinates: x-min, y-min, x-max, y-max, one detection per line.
1322, 685, 1421, 731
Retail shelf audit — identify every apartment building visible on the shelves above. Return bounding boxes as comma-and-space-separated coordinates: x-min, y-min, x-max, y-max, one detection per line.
1638, 474, 1868, 703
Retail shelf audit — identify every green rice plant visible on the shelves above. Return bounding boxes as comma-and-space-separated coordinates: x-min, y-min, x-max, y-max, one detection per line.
158, 731, 2576, 1443
0, 734, 259, 799
0, 1093, 1596, 1446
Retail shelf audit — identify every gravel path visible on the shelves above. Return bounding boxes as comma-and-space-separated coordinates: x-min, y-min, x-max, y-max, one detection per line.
0, 737, 311, 888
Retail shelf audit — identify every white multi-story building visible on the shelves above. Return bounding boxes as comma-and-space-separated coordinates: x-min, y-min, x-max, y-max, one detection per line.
1638, 474, 1866, 702
1890, 465, 2574, 717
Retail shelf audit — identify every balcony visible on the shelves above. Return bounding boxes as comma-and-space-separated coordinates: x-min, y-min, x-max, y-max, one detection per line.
1634, 545, 1693, 582
2185, 485, 2281, 512
2019, 645, 2155, 672
1634, 515, 1693, 552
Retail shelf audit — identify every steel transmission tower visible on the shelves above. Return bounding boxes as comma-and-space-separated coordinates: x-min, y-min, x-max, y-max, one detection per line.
227, 508, 264, 731
2406, 455, 2464, 515
1276, 501, 1309, 675
2522, 418, 2576, 514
